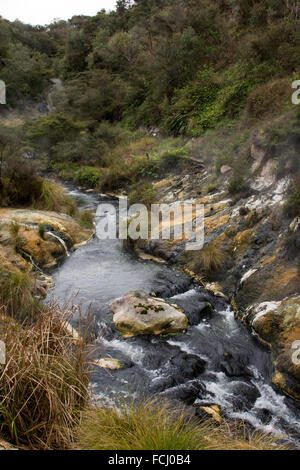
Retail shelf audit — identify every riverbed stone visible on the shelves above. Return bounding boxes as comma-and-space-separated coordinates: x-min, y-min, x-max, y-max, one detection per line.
110, 292, 188, 337
93, 358, 125, 370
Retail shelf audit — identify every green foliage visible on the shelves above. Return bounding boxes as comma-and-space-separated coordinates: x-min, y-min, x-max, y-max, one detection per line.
138, 158, 160, 179
128, 183, 158, 208
0, 131, 44, 207
284, 178, 300, 218
25, 114, 83, 157
1, 40, 51, 105
204, 181, 218, 194
54, 134, 108, 165
75, 167, 102, 188
8, 222, 22, 250
228, 175, 249, 195
36, 181, 77, 215
78, 398, 289, 451
64, 70, 130, 122
264, 109, 300, 178
79, 210, 94, 229
9, 222, 20, 238
0, 271, 37, 320
159, 147, 189, 171
38, 224, 46, 239
228, 155, 250, 195
2, 0, 299, 127
78, 398, 212, 450
63, 31, 89, 77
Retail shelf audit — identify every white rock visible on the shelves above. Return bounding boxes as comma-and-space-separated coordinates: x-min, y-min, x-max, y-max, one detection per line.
240, 268, 258, 285
110, 292, 188, 337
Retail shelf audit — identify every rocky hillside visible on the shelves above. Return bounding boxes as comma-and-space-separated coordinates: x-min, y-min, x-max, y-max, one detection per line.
131, 129, 300, 402
0, 199, 94, 318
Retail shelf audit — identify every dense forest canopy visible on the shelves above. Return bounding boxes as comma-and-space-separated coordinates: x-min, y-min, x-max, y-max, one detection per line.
0, 0, 299, 133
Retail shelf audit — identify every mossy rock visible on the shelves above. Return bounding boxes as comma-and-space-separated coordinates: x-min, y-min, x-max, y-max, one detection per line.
110, 292, 188, 338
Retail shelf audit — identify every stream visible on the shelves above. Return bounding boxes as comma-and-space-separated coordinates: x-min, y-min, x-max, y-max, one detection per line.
47, 187, 300, 446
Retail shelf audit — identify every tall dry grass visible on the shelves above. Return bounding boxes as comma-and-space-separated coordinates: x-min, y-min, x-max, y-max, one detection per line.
0, 304, 93, 449
196, 241, 229, 275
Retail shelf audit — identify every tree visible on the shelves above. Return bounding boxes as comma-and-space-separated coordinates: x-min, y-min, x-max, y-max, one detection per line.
0, 131, 19, 184
285, 0, 300, 20
63, 31, 90, 77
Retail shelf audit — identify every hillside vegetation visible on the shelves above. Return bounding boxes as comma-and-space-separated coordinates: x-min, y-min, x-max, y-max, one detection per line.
0, 0, 299, 198
0, 0, 299, 451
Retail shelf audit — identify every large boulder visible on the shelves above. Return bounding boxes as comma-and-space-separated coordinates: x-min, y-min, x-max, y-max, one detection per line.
244, 295, 300, 401
110, 292, 188, 337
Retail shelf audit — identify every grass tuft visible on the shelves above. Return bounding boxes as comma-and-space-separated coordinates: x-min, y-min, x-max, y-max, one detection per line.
77, 399, 290, 451
79, 210, 94, 229
197, 241, 228, 274
0, 271, 37, 321
0, 305, 92, 449
35, 181, 77, 216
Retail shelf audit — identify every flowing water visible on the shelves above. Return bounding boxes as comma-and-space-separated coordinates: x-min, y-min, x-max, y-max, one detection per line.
47, 187, 300, 445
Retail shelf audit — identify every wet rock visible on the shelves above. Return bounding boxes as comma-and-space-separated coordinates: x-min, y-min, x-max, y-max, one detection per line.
245, 296, 300, 402
145, 340, 206, 394
93, 358, 125, 370
110, 292, 188, 338
158, 379, 208, 404
220, 352, 252, 378
151, 269, 192, 298
167, 291, 214, 326
256, 408, 273, 425
229, 382, 260, 411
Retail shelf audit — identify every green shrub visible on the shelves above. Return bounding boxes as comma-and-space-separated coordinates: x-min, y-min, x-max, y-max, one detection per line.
228, 175, 249, 195
9, 221, 20, 238
204, 179, 218, 194
160, 147, 189, 171
25, 114, 83, 157
80, 210, 94, 229
138, 157, 160, 180
244, 79, 290, 121
9, 222, 23, 250
100, 165, 130, 192
284, 178, 300, 218
128, 184, 158, 208
228, 155, 250, 195
264, 109, 300, 178
75, 167, 102, 188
